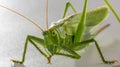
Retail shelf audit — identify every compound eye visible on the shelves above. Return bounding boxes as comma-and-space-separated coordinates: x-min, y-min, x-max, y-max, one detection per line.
52, 31, 56, 36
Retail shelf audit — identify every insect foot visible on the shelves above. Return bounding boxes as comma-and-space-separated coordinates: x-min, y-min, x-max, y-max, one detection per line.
11, 60, 25, 67
104, 60, 118, 64
47, 56, 52, 64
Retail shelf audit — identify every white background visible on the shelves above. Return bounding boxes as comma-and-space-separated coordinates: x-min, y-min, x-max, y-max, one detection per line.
0, 0, 120, 67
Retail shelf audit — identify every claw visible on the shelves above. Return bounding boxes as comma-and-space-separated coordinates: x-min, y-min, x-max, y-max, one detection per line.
11, 60, 25, 67
11, 60, 23, 64
47, 56, 52, 64
105, 60, 118, 64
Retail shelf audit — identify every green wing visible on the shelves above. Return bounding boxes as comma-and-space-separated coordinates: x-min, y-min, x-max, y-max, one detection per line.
60, 6, 108, 50
84, 6, 108, 40
62, 5, 108, 39
86, 6, 108, 27
49, 5, 108, 50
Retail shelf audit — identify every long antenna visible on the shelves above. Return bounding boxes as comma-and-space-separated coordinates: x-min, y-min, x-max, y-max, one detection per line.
0, 4, 44, 32
46, 0, 49, 29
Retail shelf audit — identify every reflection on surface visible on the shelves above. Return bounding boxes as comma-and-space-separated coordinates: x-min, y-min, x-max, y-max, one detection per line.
113, 65, 120, 67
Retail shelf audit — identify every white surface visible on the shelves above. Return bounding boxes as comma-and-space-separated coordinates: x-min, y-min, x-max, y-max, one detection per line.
11, 63, 25, 67
0, 0, 120, 67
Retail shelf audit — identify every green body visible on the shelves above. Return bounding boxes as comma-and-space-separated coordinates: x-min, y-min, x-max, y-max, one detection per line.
43, 6, 108, 54
1, 0, 119, 65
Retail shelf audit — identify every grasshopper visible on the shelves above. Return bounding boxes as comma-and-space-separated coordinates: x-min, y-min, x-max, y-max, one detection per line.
0, 0, 120, 65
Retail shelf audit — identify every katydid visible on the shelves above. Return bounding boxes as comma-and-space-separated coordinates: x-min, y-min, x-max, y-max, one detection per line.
0, 0, 119, 65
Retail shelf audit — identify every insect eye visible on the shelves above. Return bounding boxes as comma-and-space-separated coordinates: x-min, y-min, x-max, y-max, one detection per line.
52, 31, 56, 36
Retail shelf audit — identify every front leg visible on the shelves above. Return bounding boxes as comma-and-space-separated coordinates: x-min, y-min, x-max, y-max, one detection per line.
11, 35, 48, 64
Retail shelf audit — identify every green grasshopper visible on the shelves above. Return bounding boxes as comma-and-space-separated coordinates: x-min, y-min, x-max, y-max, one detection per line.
0, 0, 120, 65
